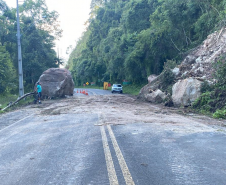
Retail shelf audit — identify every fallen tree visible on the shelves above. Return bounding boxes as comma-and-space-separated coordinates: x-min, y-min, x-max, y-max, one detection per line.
2, 92, 35, 111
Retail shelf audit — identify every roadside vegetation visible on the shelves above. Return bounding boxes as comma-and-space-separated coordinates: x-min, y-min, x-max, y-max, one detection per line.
67, 0, 226, 87
0, 93, 35, 113
122, 84, 145, 95
192, 55, 226, 119
0, 94, 18, 111
0, 0, 62, 102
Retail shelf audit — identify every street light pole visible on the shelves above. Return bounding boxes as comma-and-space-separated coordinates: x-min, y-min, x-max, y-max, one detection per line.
16, 0, 24, 97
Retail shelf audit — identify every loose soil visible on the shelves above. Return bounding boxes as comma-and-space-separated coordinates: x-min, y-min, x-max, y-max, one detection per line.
1, 94, 225, 135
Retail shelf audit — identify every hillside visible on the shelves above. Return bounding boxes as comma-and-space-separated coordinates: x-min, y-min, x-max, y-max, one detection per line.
67, 0, 226, 86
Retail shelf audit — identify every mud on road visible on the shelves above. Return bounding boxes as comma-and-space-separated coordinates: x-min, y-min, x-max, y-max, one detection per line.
0, 94, 225, 135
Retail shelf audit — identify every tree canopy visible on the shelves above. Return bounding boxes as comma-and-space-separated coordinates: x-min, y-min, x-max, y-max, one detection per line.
0, 0, 61, 94
68, 0, 226, 85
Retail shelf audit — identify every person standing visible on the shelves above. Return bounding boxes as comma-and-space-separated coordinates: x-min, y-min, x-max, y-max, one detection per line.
36, 82, 42, 104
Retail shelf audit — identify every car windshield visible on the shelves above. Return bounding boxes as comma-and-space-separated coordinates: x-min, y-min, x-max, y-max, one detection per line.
113, 84, 121, 87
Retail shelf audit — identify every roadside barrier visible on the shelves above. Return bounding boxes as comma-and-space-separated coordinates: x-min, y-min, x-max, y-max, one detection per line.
76, 89, 88, 95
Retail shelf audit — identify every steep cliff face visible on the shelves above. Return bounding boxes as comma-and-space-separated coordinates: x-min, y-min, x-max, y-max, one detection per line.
139, 28, 226, 107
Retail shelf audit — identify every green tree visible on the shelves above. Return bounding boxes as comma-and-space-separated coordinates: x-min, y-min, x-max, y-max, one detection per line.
0, 46, 16, 93
68, 0, 226, 86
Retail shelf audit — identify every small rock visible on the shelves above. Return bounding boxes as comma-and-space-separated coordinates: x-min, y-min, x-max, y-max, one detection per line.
172, 67, 180, 76
141, 163, 148, 167
148, 75, 157, 84
145, 89, 166, 103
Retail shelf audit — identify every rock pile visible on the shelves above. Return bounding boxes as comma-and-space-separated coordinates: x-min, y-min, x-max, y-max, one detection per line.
139, 27, 226, 107
176, 27, 226, 82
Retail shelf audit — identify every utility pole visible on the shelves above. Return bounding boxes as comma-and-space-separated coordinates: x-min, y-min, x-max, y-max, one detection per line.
16, 0, 24, 96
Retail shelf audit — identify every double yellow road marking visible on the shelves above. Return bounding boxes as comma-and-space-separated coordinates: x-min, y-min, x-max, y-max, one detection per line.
100, 125, 135, 185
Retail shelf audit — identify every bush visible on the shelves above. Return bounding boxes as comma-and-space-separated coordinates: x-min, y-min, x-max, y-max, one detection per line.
213, 55, 226, 88
159, 68, 175, 93
192, 92, 212, 109
163, 60, 177, 70
200, 81, 214, 93
213, 109, 226, 119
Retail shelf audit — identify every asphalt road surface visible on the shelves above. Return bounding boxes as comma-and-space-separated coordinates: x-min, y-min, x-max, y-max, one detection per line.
74, 88, 112, 96
0, 89, 226, 185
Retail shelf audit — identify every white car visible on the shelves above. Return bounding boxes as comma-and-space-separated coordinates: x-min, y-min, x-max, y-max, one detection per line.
111, 84, 123, 93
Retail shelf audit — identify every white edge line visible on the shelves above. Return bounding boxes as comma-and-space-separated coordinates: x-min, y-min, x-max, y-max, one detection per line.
0, 114, 34, 133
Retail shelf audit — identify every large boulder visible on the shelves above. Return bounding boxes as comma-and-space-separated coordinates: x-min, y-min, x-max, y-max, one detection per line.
172, 78, 202, 107
145, 89, 167, 103
37, 68, 74, 98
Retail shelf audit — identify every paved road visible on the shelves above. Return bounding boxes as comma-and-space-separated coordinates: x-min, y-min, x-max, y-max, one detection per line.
74, 88, 112, 96
0, 89, 226, 185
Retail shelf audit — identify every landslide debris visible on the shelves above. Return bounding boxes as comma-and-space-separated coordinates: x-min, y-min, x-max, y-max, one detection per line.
139, 27, 226, 109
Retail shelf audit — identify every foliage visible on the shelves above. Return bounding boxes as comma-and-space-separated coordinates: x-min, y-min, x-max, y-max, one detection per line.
192, 92, 212, 111
200, 81, 214, 93
192, 54, 226, 118
0, 0, 61, 96
213, 55, 226, 88
68, 0, 226, 86
122, 84, 146, 95
0, 46, 16, 93
213, 109, 226, 119
0, 94, 17, 110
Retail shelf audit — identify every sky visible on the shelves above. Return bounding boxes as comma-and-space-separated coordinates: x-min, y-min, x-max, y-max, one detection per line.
5, 0, 92, 62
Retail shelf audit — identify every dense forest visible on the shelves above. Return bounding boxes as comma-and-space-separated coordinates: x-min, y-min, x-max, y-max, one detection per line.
0, 0, 61, 95
67, 0, 226, 86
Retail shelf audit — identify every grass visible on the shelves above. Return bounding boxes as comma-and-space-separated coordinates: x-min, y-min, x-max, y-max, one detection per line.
0, 94, 18, 110
0, 93, 34, 113
122, 84, 145, 95
75, 85, 103, 89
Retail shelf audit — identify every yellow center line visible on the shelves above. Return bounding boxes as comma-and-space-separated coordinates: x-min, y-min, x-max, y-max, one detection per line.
100, 126, 119, 185
107, 125, 135, 185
